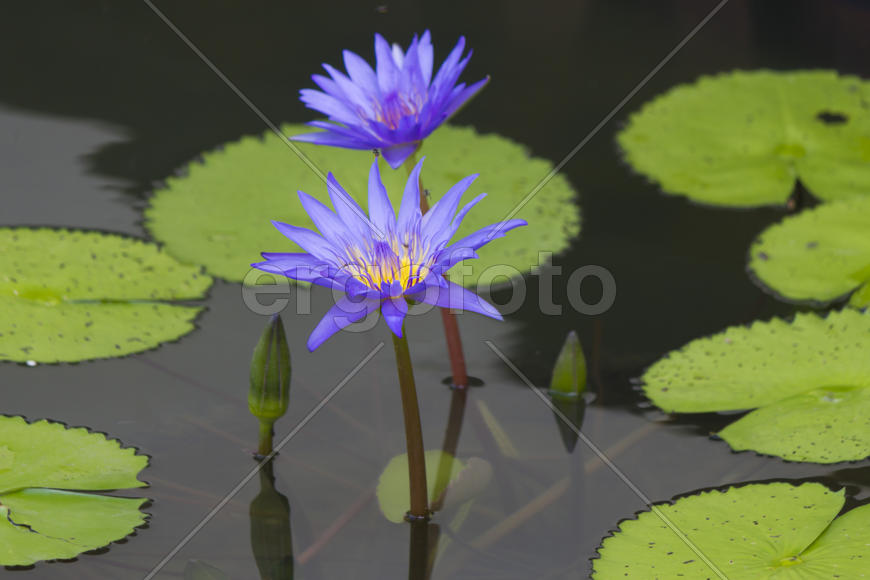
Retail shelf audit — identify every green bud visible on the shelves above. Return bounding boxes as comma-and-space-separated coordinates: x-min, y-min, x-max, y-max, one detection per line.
548, 330, 586, 399
249, 315, 291, 422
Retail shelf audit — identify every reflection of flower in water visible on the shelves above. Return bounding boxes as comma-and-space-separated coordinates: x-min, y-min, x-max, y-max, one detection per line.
253, 159, 525, 350
292, 31, 488, 168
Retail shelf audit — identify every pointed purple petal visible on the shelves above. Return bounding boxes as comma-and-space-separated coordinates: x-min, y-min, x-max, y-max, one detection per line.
374, 34, 401, 94
418, 30, 434, 86
443, 75, 490, 119
396, 157, 424, 237
367, 160, 395, 235
381, 297, 408, 337
442, 219, 528, 255
290, 130, 371, 149
421, 173, 478, 239
299, 89, 359, 125
271, 220, 339, 263
417, 280, 502, 320
307, 296, 382, 351
381, 141, 421, 169
342, 49, 380, 97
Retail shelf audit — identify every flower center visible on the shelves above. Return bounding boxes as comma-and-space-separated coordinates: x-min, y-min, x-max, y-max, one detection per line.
344, 237, 433, 292
370, 91, 427, 130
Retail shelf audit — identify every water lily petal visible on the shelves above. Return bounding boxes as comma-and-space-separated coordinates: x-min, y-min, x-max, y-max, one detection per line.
307, 296, 381, 351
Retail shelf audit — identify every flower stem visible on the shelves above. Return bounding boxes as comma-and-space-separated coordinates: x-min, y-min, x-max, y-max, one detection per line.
257, 419, 275, 456
406, 152, 470, 389
392, 329, 430, 520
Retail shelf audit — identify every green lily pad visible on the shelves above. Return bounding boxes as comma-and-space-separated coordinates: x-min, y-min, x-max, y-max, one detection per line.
642, 309, 870, 463
145, 124, 581, 287
375, 450, 465, 523
749, 196, 870, 307
0, 416, 148, 566
593, 482, 870, 579
618, 70, 870, 207
720, 386, 870, 463
0, 228, 212, 363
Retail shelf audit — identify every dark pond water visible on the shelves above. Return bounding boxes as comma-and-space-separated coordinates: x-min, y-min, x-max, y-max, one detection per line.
3, 1, 870, 578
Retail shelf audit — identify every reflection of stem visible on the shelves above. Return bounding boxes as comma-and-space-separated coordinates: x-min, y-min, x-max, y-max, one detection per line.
405, 152, 469, 389
296, 487, 375, 565
393, 330, 430, 519
431, 387, 468, 512
408, 520, 431, 580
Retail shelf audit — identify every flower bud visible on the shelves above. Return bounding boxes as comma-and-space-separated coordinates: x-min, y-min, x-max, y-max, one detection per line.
249, 315, 291, 422
549, 331, 587, 454
548, 330, 586, 399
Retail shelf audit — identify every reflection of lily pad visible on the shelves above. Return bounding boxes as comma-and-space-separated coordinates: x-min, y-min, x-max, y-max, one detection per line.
145, 124, 580, 287
0, 416, 148, 566
642, 309, 870, 462
593, 482, 870, 579
618, 70, 870, 207
376, 450, 465, 523
749, 196, 870, 307
0, 228, 212, 363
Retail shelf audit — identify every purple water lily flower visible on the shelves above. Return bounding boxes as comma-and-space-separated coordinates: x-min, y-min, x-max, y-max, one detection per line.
253, 159, 525, 351
292, 31, 489, 169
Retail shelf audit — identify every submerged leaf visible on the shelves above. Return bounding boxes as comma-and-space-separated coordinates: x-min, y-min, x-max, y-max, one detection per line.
376, 450, 465, 523
593, 482, 870, 579
618, 70, 870, 207
642, 309, 870, 462
749, 195, 870, 306
0, 228, 211, 363
0, 416, 148, 566
145, 124, 581, 287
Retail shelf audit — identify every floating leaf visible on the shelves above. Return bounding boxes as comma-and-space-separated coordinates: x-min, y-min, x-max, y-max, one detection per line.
749, 196, 870, 307
376, 450, 465, 523
642, 309, 870, 462
593, 482, 870, 579
618, 70, 870, 207
0, 228, 212, 363
145, 125, 580, 287
720, 387, 870, 463
0, 416, 148, 566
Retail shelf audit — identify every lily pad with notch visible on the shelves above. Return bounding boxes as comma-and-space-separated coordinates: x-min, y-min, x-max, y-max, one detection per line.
593, 482, 870, 579
0, 228, 212, 363
749, 195, 870, 307
641, 308, 870, 463
0, 415, 149, 567
618, 70, 870, 207
145, 124, 581, 288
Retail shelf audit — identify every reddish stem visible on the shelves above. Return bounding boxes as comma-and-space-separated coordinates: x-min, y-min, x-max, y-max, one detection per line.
412, 157, 470, 389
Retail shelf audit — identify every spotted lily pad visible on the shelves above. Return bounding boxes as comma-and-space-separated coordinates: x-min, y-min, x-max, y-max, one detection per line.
145, 124, 580, 287
749, 196, 870, 307
0, 416, 148, 566
593, 482, 870, 579
642, 309, 870, 462
0, 228, 212, 363
618, 70, 870, 207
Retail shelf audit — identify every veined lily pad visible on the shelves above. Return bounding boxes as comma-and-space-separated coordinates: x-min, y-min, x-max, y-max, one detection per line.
0, 228, 212, 363
593, 482, 870, 579
145, 124, 580, 287
618, 70, 870, 207
0, 416, 148, 566
749, 196, 870, 307
642, 309, 870, 462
